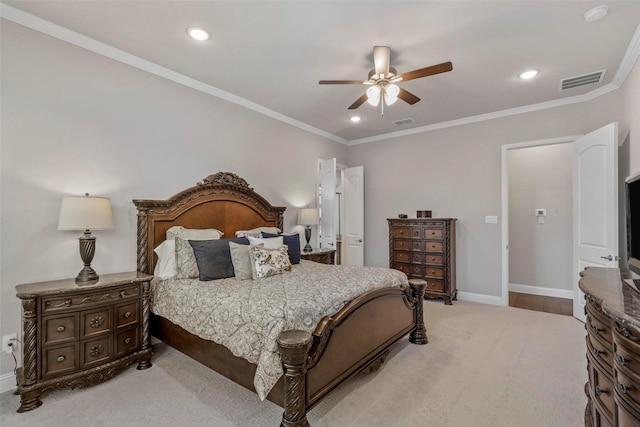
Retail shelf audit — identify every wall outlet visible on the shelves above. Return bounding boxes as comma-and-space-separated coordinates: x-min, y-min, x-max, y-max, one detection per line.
2, 333, 17, 353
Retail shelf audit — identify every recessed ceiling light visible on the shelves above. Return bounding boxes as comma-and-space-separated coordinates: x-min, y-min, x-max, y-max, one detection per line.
518, 69, 539, 80
187, 27, 210, 41
584, 5, 608, 23
350, 116, 361, 123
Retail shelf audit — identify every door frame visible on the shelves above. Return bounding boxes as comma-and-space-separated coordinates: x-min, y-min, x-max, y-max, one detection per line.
501, 135, 581, 307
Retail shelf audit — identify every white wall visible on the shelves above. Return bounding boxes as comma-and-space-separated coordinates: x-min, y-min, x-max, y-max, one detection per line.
0, 21, 347, 378
347, 91, 624, 303
508, 143, 573, 292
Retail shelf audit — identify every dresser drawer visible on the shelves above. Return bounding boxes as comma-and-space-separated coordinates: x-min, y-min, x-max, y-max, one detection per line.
425, 267, 444, 279
394, 239, 410, 251
43, 313, 79, 345
42, 285, 140, 314
616, 337, 640, 380
591, 362, 615, 421
394, 251, 411, 263
587, 312, 613, 349
424, 229, 443, 239
81, 307, 112, 338
425, 280, 444, 292
424, 242, 443, 253
115, 326, 140, 358
616, 367, 640, 411
392, 263, 410, 274
411, 253, 424, 264
393, 227, 410, 238
410, 227, 423, 239
82, 336, 112, 368
42, 343, 79, 379
425, 254, 443, 265
409, 264, 423, 277
116, 301, 139, 328
588, 334, 613, 373
411, 240, 423, 251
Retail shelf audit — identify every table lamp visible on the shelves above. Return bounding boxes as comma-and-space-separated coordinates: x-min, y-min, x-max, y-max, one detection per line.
298, 208, 319, 253
58, 193, 114, 285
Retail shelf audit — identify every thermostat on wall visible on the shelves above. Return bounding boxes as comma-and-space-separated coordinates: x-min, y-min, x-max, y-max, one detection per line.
535, 209, 546, 217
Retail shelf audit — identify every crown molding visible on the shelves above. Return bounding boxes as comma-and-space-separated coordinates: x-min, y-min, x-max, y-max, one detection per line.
2, 3, 638, 147
0, 4, 348, 145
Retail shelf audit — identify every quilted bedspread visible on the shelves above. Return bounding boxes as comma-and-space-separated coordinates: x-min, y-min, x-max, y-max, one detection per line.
150, 260, 408, 400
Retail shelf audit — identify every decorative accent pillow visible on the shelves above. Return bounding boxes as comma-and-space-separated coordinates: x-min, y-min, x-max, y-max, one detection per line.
229, 241, 261, 280
249, 245, 292, 279
153, 239, 177, 278
167, 226, 223, 241
247, 235, 284, 249
235, 227, 281, 238
188, 237, 250, 281
260, 232, 301, 264
174, 237, 200, 279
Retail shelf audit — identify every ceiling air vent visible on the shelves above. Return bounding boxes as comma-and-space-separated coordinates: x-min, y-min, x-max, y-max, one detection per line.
560, 70, 606, 91
392, 118, 414, 126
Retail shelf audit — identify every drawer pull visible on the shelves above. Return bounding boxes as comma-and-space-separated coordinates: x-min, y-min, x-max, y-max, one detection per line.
124, 337, 132, 345
124, 311, 132, 319
90, 344, 105, 357
595, 386, 608, 396
399, 230, 404, 234
618, 355, 629, 366
56, 355, 65, 363
56, 325, 65, 333
90, 316, 104, 328
594, 349, 603, 358
622, 327, 631, 338
619, 383, 629, 394
593, 326, 603, 334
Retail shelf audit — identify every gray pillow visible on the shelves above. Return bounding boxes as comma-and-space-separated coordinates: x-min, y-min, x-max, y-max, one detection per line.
229, 241, 260, 280
188, 237, 249, 281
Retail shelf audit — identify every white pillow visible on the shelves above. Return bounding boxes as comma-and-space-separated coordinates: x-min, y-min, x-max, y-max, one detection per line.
166, 226, 223, 241
247, 235, 284, 249
249, 245, 292, 279
153, 239, 177, 279
235, 227, 281, 238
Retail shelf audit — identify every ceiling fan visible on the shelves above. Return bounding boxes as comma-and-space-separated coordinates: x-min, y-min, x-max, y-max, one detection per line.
319, 46, 453, 115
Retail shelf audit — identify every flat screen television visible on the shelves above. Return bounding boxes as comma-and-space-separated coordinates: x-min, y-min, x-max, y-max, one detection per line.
626, 172, 640, 275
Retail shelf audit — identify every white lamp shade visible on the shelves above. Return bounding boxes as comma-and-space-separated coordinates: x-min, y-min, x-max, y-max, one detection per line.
366, 86, 381, 106
58, 196, 114, 231
298, 208, 320, 226
384, 84, 400, 105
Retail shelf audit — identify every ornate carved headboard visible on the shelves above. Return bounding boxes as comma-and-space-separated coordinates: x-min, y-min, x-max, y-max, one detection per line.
133, 172, 286, 275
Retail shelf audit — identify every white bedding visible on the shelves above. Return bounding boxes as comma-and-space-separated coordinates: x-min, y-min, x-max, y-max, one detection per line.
150, 260, 408, 399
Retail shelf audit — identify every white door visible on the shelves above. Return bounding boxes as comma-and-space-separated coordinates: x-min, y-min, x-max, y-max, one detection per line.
573, 122, 618, 321
319, 158, 337, 250
343, 166, 364, 266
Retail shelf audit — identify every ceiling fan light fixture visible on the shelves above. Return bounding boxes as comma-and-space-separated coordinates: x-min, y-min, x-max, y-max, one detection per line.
186, 27, 210, 41
384, 84, 400, 105
584, 5, 608, 23
366, 86, 381, 106
350, 116, 361, 123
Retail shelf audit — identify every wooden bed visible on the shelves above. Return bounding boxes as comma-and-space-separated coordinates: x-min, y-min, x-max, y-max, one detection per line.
133, 172, 428, 426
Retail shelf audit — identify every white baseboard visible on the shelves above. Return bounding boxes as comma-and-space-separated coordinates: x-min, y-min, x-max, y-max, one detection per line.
509, 283, 573, 299
0, 371, 17, 394
457, 291, 504, 306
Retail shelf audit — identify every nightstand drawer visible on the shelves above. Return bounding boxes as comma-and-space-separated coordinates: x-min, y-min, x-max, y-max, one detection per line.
116, 301, 139, 328
82, 336, 112, 367
115, 326, 140, 358
42, 285, 140, 313
42, 343, 79, 379
43, 314, 78, 345
82, 307, 112, 338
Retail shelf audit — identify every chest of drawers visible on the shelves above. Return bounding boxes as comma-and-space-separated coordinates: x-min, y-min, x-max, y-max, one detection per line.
388, 218, 457, 305
15, 271, 153, 412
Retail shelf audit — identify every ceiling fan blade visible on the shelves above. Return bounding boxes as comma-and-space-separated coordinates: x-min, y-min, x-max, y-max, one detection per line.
398, 88, 421, 105
319, 80, 365, 85
399, 61, 453, 82
373, 46, 391, 77
348, 93, 368, 110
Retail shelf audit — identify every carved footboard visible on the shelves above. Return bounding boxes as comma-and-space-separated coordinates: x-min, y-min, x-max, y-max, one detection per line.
277, 279, 427, 427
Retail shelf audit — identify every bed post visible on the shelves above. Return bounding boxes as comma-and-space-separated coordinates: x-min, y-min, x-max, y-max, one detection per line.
277, 330, 312, 427
408, 279, 428, 345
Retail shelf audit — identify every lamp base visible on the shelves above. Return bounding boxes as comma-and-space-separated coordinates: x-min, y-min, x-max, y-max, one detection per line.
303, 226, 313, 252
75, 266, 99, 285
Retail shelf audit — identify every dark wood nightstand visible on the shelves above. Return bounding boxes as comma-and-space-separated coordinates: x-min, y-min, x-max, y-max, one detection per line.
14, 271, 153, 412
301, 248, 336, 265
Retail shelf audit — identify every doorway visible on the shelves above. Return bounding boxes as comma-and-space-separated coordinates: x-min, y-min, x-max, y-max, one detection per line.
501, 135, 580, 311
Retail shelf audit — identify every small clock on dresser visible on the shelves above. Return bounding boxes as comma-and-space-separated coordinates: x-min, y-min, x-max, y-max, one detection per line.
14, 271, 153, 412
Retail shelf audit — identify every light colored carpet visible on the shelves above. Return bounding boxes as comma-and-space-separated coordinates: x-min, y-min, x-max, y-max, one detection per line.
0, 300, 587, 426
